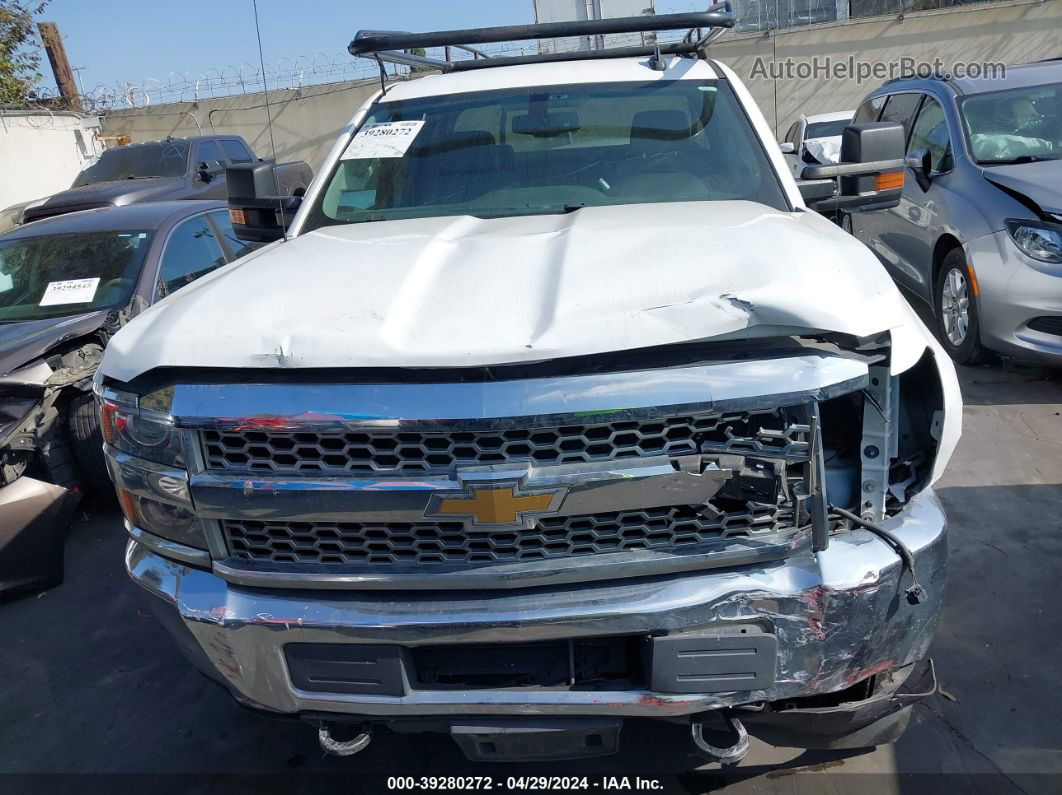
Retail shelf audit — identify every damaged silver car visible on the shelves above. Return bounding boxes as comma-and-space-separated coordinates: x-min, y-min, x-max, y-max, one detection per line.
0, 200, 256, 595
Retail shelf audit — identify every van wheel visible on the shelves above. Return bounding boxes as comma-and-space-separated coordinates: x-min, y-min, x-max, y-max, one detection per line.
935, 249, 987, 365
68, 392, 112, 495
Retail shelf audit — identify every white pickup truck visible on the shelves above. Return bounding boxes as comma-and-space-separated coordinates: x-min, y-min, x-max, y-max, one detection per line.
95, 6, 961, 766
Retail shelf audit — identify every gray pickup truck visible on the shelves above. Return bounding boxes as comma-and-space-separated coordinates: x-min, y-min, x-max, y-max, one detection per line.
19, 136, 312, 225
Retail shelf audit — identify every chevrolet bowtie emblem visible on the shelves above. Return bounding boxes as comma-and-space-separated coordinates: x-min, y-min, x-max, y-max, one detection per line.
427, 483, 567, 530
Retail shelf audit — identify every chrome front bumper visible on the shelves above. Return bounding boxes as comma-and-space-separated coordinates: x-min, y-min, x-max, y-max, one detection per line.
127, 488, 946, 719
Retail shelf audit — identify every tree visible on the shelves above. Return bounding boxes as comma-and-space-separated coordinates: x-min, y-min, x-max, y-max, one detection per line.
0, 1, 50, 106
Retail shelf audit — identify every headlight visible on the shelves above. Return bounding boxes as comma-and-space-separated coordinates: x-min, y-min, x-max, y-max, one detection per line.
1005, 218, 1062, 263
100, 400, 184, 467
117, 490, 208, 550
0, 204, 24, 231
99, 386, 208, 552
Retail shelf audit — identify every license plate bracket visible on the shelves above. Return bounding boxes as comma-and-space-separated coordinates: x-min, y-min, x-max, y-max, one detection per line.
450, 718, 622, 761
650, 624, 777, 693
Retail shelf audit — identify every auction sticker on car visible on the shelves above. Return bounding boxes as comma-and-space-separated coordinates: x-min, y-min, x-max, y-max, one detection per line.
39, 277, 100, 306
341, 120, 425, 159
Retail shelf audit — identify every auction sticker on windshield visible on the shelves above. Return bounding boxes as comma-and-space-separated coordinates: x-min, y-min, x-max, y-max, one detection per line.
341, 121, 425, 159
39, 277, 100, 306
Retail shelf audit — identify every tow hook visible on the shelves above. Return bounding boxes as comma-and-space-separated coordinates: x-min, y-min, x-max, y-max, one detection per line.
691, 713, 749, 765
318, 723, 372, 757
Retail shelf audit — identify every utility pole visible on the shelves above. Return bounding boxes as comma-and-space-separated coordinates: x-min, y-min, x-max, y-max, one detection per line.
37, 22, 82, 112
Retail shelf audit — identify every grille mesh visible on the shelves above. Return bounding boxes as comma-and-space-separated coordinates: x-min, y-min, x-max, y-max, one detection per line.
223, 503, 793, 566
203, 410, 809, 475
1028, 316, 1062, 337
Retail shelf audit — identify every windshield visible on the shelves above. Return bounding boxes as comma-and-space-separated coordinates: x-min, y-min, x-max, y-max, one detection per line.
303, 79, 788, 230
73, 142, 189, 186
960, 83, 1062, 164
0, 230, 153, 322
805, 119, 850, 139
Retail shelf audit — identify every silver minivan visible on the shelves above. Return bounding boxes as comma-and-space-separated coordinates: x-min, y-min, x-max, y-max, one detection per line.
845, 62, 1062, 365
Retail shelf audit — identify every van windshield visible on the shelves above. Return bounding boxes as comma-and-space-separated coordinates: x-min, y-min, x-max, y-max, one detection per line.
960, 83, 1062, 164
303, 79, 788, 229
805, 118, 850, 139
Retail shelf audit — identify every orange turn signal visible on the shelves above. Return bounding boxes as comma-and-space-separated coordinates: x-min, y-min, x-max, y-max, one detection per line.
875, 172, 904, 192
967, 262, 980, 297
100, 401, 118, 445
117, 489, 139, 526
229, 208, 248, 226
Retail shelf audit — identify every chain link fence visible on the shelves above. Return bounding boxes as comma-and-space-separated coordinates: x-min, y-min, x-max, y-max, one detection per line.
0, 0, 1011, 113
732, 0, 1002, 32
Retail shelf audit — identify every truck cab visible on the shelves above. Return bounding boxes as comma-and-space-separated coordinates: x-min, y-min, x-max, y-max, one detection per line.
95, 7, 961, 766
19, 135, 312, 225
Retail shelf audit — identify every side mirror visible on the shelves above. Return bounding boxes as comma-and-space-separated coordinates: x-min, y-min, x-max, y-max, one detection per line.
779, 142, 796, 154
905, 147, 932, 192
798, 122, 906, 213
226, 162, 302, 243
197, 161, 214, 183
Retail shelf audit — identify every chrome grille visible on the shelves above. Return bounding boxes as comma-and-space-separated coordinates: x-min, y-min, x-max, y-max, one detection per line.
223, 503, 795, 566
202, 409, 809, 475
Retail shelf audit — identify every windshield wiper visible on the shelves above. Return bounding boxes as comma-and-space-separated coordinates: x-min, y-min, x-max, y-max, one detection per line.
980, 154, 1061, 165
125, 175, 162, 179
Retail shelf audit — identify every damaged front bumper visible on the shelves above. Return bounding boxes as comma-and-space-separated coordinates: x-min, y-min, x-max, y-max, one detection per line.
127, 487, 945, 742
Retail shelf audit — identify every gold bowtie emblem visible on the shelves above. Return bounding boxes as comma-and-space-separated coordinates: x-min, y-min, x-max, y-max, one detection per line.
430, 484, 564, 528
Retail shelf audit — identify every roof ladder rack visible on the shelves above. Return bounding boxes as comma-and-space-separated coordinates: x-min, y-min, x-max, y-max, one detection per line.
349, 3, 736, 74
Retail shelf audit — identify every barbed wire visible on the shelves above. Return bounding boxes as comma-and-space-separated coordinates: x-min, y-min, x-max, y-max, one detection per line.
0, 0, 1001, 114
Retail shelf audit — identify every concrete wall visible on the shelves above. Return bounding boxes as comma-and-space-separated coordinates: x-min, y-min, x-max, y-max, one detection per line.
0, 112, 103, 211
100, 0, 1062, 165
711, 0, 1062, 134
102, 79, 382, 172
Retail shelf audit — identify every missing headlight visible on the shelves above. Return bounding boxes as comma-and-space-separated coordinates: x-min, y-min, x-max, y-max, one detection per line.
819, 348, 944, 523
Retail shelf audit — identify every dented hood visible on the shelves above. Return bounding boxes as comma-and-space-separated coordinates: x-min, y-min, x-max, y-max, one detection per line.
24, 178, 185, 222
983, 158, 1062, 215
0, 310, 109, 377
803, 136, 843, 166
101, 201, 920, 382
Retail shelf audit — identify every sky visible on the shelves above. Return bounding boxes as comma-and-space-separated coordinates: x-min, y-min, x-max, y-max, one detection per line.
40, 1, 698, 99
41, 1, 530, 95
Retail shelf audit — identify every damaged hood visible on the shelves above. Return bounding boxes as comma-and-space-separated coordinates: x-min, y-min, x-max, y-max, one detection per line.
803, 136, 843, 166
0, 311, 109, 377
102, 201, 922, 382
983, 158, 1062, 215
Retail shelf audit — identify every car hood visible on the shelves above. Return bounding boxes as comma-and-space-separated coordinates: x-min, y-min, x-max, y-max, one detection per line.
101, 200, 932, 383
803, 136, 842, 165
0, 311, 109, 377
983, 158, 1062, 215
31, 178, 185, 214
